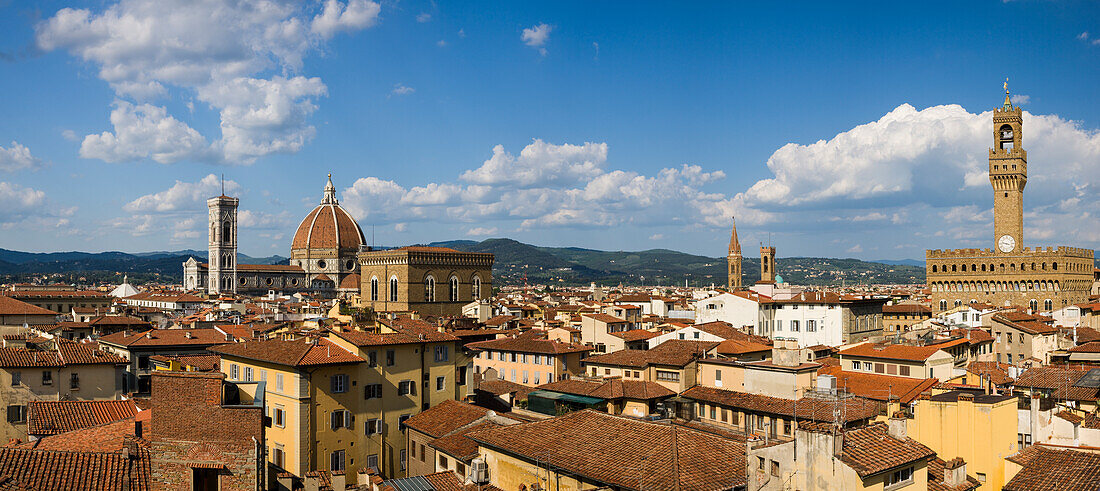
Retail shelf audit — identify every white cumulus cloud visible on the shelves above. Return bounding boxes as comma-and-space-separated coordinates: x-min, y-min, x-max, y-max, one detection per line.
522, 23, 552, 55
124, 174, 240, 213
81, 101, 211, 164
36, 0, 379, 165
0, 142, 43, 172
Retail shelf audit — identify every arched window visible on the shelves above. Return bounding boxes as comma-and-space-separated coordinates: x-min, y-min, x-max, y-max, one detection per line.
223, 222, 232, 244
939, 300, 947, 311
951, 264, 957, 272
1029, 299, 1038, 312
389, 276, 399, 302
472, 276, 481, 300
954, 300, 961, 308
1044, 299, 1053, 311
449, 276, 459, 302
424, 276, 436, 302
370, 276, 379, 301
931, 265, 937, 273
1053, 262, 1058, 271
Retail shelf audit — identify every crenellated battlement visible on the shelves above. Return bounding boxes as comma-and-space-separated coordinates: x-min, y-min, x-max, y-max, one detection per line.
926, 246, 1094, 259
993, 106, 1022, 118
989, 147, 1027, 160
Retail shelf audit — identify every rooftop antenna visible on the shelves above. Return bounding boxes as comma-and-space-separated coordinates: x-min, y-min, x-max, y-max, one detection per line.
221, 173, 224, 196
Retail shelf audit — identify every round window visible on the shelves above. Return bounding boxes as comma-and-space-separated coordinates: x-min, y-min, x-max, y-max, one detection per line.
290, 278, 298, 286
265, 278, 273, 286
238, 277, 247, 285
317, 259, 327, 269
345, 260, 355, 270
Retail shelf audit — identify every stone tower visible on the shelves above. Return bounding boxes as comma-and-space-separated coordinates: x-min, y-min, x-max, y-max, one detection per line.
990, 81, 1026, 254
208, 194, 239, 294
727, 217, 742, 290
760, 245, 776, 284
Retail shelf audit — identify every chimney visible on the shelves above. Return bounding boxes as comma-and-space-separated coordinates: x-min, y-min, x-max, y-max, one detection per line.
357, 468, 372, 486
943, 458, 966, 487
832, 429, 845, 456
303, 474, 320, 491
888, 412, 907, 440
331, 471, 346, 491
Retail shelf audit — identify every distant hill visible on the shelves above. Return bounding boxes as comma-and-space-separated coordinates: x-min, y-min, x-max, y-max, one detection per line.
0, 248, 286, 285
6, 240, 1091, 288
427, 239, 928, 287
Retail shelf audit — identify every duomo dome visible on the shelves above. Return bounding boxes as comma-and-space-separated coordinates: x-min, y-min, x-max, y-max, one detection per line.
291, 175, 365, 252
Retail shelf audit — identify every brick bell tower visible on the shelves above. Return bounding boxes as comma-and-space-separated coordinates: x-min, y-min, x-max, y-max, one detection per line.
760, 244, 776, 284
990, 79, 1026, 254
727, 217, 742, 290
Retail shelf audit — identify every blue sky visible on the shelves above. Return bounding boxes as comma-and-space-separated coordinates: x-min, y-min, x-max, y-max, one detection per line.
0, 0, 1098, 259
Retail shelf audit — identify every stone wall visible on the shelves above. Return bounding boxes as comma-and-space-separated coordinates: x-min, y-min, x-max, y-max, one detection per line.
149, 371, 264, 491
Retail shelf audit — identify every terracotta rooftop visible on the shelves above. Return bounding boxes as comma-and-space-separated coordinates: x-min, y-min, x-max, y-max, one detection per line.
817, 366, 938, 404
0, 296, 57, 316
584, 340, 719, 368
926, 457, 981, 491
538, 378, 675, 400
27, 400, 139, 436
839, 342, 952, 362
467, 409, 746, 490
97, 328, 229, 348
1014, 365, 1100, 401
836, 422, 935, 478
582, 313, 629, 324
681, 385, 881, 424
466, 334, 591, 355
966, 361, 1014, 385
402, 400, 493, 439
1004, 445, 1100, 491
210, 337, 363, 367
0, 444, 150, 490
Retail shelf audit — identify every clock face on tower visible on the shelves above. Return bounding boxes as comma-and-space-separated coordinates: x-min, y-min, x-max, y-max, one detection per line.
998, 235, 1016, 253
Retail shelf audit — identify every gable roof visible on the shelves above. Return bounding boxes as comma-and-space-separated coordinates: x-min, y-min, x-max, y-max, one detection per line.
0, 444, 150, 491
1004, 445, 1100, 491
0, 296, 56, 316
681, 385, 881, 424
584, 340, 719, 368
209, 337, 363, 367
817, 366, 938, 404
467, 409, 746, 490
839, 343, 948, 362
466, 335, 591, 355
97, 329, 228, 348
538, 378, 675, 401
402, 400, 492, 439
27, 400, 139, 436
835, 422, 935, 478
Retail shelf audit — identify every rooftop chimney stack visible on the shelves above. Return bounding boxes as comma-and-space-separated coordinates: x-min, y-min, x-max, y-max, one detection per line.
888, 412, 908, 440
943, 458, 967, 487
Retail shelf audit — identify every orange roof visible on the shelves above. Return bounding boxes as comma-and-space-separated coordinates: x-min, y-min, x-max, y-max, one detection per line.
818, 366, 937, 404
0, 295, 56, 316
839, 342, 951, 362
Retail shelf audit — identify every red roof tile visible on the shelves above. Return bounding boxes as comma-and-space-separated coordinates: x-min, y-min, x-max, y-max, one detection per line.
467, 410, 746, 490
27, 400, 138, 436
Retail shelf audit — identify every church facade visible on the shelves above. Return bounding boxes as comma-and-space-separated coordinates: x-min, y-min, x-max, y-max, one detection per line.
183, 175, 364, 296
926, 87, 1094, 312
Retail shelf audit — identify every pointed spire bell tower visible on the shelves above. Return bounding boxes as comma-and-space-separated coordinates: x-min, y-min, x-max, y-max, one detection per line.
727, 217, 743, 290
990, 79, 1026, 254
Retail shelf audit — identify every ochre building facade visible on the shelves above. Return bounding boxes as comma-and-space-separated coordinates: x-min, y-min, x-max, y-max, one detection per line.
358, 246, 493, 318
926, 88, 1094, 312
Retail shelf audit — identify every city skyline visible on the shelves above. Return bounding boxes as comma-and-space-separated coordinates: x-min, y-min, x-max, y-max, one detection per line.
1, 1, 1099, 258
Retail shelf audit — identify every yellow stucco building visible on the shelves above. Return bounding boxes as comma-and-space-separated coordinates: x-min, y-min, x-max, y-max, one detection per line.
908, 390, 1018, 490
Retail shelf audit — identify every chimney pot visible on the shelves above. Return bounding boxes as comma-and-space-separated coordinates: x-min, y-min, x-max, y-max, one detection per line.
888, 413, 907, 440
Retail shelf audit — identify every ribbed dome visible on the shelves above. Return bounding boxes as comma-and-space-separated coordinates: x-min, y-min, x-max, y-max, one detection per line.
291, 175, 365, 250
